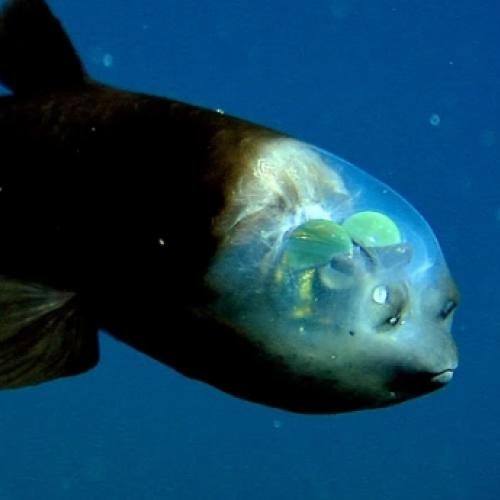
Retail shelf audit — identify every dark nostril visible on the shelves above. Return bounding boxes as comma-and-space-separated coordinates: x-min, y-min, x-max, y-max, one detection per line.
440, 299, 458, 320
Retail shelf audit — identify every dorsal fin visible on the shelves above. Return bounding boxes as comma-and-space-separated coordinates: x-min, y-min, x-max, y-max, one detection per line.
0, 0, 86, 95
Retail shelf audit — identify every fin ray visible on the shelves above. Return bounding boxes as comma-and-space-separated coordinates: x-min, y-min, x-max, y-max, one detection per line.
0, 277, 98, 388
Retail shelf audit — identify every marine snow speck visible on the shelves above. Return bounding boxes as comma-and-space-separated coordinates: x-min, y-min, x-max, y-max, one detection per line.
0, 0, 459, 414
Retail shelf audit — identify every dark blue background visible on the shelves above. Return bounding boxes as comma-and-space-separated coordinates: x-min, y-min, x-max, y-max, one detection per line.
1, 0, 499, 498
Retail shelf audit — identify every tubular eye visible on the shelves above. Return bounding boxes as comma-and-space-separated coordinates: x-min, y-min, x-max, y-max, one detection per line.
440, 299, 457, 320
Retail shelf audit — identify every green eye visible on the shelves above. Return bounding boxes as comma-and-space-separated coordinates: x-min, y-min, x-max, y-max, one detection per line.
343, 211, 401, 248
285, 219, 353, 270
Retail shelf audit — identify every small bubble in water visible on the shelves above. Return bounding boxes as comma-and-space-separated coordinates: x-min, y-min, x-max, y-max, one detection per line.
102, 53, 113, 68
273, 419, 282, 429
429, 114, 441, 127
90, 47, 114, 69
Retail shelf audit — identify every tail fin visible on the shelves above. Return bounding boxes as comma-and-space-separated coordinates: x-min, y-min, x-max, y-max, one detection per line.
0, 277, 99, 389
0, 0, 86, 95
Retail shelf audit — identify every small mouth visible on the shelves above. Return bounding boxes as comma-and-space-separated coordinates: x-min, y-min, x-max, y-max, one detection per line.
389, 367, 456, 397
430, 369, 454, 385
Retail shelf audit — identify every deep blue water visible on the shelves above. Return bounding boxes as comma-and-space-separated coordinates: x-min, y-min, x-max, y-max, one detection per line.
1, 0, 499, 498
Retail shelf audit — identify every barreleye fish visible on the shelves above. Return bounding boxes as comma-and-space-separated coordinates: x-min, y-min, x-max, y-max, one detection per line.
0, 0, 458, 414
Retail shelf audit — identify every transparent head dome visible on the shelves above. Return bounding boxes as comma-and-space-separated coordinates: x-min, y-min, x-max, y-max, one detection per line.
208, 137, 449, 304
310, 145, 445, 285
206, 137, 457, 400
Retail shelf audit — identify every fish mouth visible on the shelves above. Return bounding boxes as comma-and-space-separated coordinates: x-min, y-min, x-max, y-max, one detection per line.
388, 367, 456, 398
430, 369, 455, 385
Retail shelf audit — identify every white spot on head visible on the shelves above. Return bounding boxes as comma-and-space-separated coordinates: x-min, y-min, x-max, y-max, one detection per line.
372, 285, 388, 304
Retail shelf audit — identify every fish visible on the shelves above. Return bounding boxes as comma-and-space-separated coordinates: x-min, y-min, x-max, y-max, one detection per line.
0, 0, 458, 414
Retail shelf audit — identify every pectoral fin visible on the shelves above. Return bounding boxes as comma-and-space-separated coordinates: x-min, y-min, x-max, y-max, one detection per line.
0, 277, 98, 389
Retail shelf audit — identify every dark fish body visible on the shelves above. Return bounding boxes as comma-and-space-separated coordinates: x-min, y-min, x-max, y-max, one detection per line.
0, 0, 458, 413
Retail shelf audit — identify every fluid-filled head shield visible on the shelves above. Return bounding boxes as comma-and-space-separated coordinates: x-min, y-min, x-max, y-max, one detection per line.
206, 137, 458, 412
